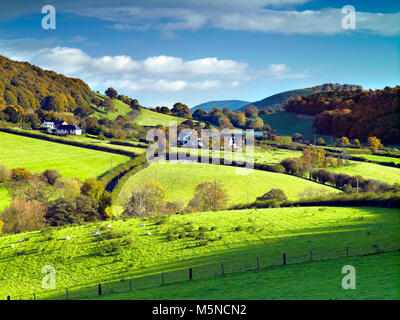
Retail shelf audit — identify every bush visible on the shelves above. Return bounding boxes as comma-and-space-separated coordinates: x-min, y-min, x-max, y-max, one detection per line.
257, 188, 287, 202
11, 167, 32, 181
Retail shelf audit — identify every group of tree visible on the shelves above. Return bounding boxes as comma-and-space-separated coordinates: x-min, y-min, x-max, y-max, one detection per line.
123, 179, 229, 217
192, 105, 267, 131
0, 164, 111, 234
285, 86, 399, 143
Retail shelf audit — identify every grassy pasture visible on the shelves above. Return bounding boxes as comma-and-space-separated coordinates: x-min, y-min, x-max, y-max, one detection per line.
0, 206, 397, 300
94, 252, 400, 300
350, 154, 400, 165
134, 108, 187, 127
114, 162, 340, 213
260, 112, 332, 142
326, 161, 400, 185
171, 146, 302, 165
0, 132, 131, 180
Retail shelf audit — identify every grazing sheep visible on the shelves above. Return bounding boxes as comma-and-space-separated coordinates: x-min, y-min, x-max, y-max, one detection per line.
94, 231, 101, 236
140, 223, 145, 227
91, 230, 98, 234
147, 231, 152, 236
10, 244, 14, 248
17, 239, 25, 243
65, 236, 71, 240
107, 224, 112, 228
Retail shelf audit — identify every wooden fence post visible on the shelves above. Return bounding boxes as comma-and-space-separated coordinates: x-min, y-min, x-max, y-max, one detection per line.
98, 283, 102, 296
162, 273, 165, 285
33, 293, 36, 300
283, 253, 286, 265
346, 247, 349, 257
310, 250, 313, 261
256, 257, 260, 270
7, 296, 10, 301
66, 288, 69, 300
221, 262, 225, 275
129, 279, 132, 291
189, 268, 193, 280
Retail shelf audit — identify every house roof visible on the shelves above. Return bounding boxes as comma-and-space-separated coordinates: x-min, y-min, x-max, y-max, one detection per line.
57, 125, 81, 131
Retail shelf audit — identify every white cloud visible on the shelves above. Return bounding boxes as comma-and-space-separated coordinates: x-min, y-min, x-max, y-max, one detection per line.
265, 64, 309, 79
0, 43, 248, 94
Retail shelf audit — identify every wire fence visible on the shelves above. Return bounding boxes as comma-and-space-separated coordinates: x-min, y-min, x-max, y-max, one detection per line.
8, 242, 398, 300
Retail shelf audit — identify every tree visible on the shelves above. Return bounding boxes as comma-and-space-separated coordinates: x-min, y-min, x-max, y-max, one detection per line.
245, 117, 263, 130
256, 189, 287, 202
336, 137, 350, 148
81, 178, 105, 201
160, 106, 170, 114
43, 169, 61, 185
74, 195, 99, 222
0, 199, 47, 233
123, 180, 166, 217
45, 198, 78, 226
101, 97, 116, 113
280, 158, 300, 175
190, 179, 229, 211
0, 219, 3, 235
367, 136, 383, 153
171, 102, 191, 118
192, 108, 206, 120
354, 139, 362, 149
105, 87, 118, 99
244, 105, 258, 117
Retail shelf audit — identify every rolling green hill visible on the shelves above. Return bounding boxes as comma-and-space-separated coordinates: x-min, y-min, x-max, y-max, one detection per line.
0, 132, 130, 180
0, 206, 397, 300
134, 108, 187, 127
260, 112, 333, 141
326, 161, 400, 185
243, 83, 362, 111
191, 100, 250, 112
113, 162, 341, 214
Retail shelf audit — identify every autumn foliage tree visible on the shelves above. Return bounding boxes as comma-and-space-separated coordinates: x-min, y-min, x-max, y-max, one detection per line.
367, 136, 383, 153
190, 179, 229, 211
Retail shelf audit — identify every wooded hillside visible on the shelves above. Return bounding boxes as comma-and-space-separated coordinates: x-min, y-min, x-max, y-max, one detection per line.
285, 86, 400, 143
0, 55, 93, 113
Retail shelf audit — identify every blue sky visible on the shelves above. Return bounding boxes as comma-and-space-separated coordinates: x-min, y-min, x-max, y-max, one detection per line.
0, 0, 399, 108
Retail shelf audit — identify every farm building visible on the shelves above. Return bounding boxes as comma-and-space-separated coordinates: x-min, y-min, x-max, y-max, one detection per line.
39, 121, 82, 135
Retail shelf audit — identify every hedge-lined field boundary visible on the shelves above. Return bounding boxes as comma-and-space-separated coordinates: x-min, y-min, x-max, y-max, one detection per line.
0, 128, 139, 157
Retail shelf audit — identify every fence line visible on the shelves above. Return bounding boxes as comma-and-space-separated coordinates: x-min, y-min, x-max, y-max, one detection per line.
6, 242, 398, 300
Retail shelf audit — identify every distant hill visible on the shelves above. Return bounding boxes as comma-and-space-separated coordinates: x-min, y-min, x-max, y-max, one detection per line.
0, 55, 93, 112
191, 100, 250, 112
242, 83, 362, 111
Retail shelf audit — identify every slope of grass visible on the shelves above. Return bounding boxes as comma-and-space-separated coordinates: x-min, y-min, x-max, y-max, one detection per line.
0, 206, 397, 300
114, 162, 341, 213
260, 112, 333, 141
171, 146, 302, 165
134, 108, 187, 127
327, 161, 400, 185
0, 186, 10, 210
350, 154, 400, 165
94, 252, 400, 300
0, 132, 131, 180
91, 94, 133, 120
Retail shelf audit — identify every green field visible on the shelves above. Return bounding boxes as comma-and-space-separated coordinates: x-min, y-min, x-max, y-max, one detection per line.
0, 132, 131, 180
134, 108, 187, 127
260, 112, 333, 142
350, 154, 400, 165
172, 146, 302, 165
94, 252, 400, 300
114, 162, 340, 213
91, 94, 133, 121
327, 161, 400, 185
0, 186, 10, 210
0, 206, 397, 300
